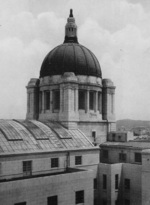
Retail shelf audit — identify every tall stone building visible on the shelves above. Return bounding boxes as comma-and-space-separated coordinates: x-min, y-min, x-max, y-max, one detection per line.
0, 9, 116, 205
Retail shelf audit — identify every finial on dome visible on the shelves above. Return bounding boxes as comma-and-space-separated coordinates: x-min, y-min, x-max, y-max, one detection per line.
64, 9, 78, 44
69, 9, 73, 17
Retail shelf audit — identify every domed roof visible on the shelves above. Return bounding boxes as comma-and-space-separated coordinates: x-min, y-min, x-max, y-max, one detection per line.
40, 43, 102, 78
40, 9, 102, 78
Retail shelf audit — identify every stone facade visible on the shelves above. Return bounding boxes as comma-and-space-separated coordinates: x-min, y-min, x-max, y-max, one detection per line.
26, 72, 116, 142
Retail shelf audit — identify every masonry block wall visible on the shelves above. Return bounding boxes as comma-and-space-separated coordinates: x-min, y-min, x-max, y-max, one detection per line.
0, 149, 99, 180
0, 169, 94, 205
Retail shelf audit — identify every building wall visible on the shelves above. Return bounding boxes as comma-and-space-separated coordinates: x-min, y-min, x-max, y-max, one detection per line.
100, 146, 142, 165
122, 163, 141, 205
98, 163, 122, 205
0, 169, 94, 205
107, 132, 135, 142
142, 151, 150, 205
78, 122, 107, 144
98, 163, 141, 205
0, 149, 99, 180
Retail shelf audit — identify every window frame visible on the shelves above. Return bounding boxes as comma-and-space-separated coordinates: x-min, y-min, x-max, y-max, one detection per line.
103, 174, 107, 190
47, 195, 58, 205
115, 174, 119, 190
119, 153, 126, 162
23, 160, 32, 176
94, 178, 97, 190
51, 158, 59, 168
75, 190, 84, 204
78, 90, 86, 110
44, 90, 50, 110
53, 90, 60, 110
75, 156, 82, 165
102, 150, 109, 159
134, 152, 142, 163
124, 178, 130, 190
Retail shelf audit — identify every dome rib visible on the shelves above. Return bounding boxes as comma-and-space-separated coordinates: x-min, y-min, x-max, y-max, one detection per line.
40, 43, 102, 78
80, 45, 89, 76
72, 43, 77, 74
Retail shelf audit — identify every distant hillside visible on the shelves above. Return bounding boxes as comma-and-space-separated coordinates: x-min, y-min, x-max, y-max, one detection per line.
116, 119, 150, 131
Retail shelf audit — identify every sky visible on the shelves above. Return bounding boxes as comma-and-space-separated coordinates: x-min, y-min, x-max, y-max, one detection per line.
0, 0, 150, 120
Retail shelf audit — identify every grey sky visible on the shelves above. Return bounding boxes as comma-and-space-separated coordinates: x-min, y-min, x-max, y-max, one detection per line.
0, 0, 150, 120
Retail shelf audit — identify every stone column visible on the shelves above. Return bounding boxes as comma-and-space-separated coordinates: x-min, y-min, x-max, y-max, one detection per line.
26, 78, 39, 120
95, 91, 98, 112
100, 92, 102, 114
42, 91, 45, 113
50, 90, 53, 112
60, 87, 63, 112
75, 88, 78, 111
86, 90, 89, 113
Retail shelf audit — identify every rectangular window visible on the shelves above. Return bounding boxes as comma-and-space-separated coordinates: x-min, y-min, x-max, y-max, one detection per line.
103, 174, 107, 189
51, 158, 59, 168
89, 91, 94, 110
53, 90, 60, 110
92, 131, 96, 143
102, 150, 108, 159
79, 90, 86, 110
124, 179, 130, 190
119, 153, 126, 162
135, 152, 142, 163
112, 133, 116, 141
94, 178, 97, 190
125, 199, 130, 205
115, 174, 119, 190
75, 156, 82, 165
47, 196, 57, 205
23, 161, 32, 176
45, 91, 50, 110
14, 203, 26, 205
75, 190, 84, 204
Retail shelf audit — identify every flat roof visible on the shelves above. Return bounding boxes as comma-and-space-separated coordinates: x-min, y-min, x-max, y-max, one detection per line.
100, 141, 150, 149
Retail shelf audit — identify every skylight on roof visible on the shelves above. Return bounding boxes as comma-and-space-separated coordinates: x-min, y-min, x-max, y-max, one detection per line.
0, 121, 23, 141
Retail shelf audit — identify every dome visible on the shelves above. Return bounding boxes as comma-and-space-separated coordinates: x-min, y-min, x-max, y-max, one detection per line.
40, 9, 102, 78
40, 43, 102, 78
